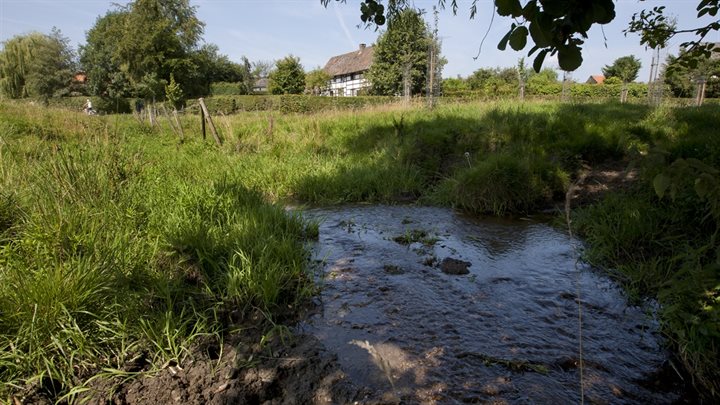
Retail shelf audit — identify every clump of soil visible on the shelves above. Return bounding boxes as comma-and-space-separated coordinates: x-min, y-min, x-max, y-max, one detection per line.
567, 161, 639, 207
12, 311, 379, 405
74, 330, 369, 405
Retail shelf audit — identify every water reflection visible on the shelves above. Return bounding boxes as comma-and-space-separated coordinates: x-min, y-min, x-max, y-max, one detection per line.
300, 205, 678, 404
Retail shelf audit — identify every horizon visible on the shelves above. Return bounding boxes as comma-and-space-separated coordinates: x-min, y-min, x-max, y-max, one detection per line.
1, 0, 719, 84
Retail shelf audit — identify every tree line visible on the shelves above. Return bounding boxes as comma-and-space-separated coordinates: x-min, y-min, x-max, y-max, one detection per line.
0, 2, 444, 104
1, 0, 718, 105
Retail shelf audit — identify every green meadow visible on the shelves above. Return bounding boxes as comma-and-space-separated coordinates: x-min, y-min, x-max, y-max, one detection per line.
1, 99, 718, 399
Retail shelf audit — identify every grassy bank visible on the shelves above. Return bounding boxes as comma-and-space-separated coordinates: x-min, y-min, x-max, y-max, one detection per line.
0, 103, 318, 401
1, 99, 719, 399
572, 105, 720, 397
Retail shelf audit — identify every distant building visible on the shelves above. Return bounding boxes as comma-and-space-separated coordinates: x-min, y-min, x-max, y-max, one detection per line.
72, 71, 87, 84
322, 44, 374, 97
586, 75, 605, 84
253, 78, 268, 93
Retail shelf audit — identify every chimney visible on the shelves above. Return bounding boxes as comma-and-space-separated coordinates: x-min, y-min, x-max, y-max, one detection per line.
359, 43, 366, 50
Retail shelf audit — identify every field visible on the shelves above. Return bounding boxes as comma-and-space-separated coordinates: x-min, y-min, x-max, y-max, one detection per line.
1, 99, 719, 400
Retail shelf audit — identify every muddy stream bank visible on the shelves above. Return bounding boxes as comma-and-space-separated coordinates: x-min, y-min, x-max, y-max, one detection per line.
299, 205, 682, 404
74, 204, 686, 405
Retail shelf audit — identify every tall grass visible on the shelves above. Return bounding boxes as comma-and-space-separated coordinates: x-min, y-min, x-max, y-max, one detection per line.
0, 103, 317, 399
573, 104, 720, 398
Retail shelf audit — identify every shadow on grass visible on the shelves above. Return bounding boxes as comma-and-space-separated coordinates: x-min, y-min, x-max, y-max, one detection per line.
292, 102, 658, 213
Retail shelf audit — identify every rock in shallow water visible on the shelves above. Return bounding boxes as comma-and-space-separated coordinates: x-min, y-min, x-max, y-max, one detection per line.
440, 257, 471, 275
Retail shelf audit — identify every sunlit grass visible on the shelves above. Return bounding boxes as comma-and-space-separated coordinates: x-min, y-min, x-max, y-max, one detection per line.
1, 98, 719, 399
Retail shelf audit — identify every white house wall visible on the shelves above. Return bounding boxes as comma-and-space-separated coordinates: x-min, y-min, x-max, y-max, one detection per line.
326, 73, 369, 97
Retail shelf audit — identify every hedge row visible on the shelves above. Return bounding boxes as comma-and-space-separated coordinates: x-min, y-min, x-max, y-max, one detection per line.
185, 95, 397, 114
444, 83, 652, 99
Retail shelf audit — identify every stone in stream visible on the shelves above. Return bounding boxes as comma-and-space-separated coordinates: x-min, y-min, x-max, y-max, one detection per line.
440, 257, 471, 275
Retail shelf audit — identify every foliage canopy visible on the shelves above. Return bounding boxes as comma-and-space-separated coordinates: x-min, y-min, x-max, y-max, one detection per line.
602, 56, 642, 84
0, 29, 75, 99
366, 9, 435, 96
268, 56, 306, 95
323, 0, 720, 72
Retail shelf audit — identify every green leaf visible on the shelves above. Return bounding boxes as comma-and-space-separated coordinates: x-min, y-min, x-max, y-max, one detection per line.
497, 28, 513, 51
533, 49, 548, 72
529, 18, 551, 48
509, 26, 528, 51
557, 44, 583, 71
522, 1, 538, 20
496, 0, 523, 17
592, 0, 616, 24
653, 173, 672, 198
540, 0, 567, 16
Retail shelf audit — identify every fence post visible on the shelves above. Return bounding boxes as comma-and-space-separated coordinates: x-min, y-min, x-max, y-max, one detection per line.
198, 98, 222, 146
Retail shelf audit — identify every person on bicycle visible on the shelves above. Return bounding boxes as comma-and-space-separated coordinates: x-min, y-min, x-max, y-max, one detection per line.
83, 99, 93, 114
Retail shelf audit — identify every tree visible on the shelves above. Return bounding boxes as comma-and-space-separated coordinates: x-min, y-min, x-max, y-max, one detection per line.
323, 0, 720, 72
528, 67, 558, 86
0, 29, 75, 99
442, 77, 468, 92
268, 56, 305, 95
184, 45, 252, 97
252, 60, 273, 79
165, 73, 183, 109
663, 50, 720, 99
602, 56, 642, 83
305, 68, 331, 95
366, 9, 434, 96
80, 11, 131, 98
602, 55, 641, 103
80, 0, 204, 100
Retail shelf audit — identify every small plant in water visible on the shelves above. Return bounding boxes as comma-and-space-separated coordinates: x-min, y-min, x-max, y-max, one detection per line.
393, 228, 438, 246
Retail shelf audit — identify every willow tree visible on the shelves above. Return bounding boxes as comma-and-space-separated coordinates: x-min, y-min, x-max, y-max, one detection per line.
0, 29, 74, 99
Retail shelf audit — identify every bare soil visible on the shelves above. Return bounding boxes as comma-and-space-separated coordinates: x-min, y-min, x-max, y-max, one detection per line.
566, 160, 639, 207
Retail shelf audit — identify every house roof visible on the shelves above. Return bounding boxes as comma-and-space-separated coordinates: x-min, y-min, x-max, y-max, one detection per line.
323, 45, 374, 77
587, 75, 605, 84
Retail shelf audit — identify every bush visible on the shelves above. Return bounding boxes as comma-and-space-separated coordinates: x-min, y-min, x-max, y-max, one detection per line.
450, 153, 567, 215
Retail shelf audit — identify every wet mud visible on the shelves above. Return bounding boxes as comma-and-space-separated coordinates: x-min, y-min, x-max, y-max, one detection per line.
300, 205, 682, 404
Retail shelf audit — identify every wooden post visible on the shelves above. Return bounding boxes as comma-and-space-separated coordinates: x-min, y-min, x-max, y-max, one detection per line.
198, 98, 222, 146
173, 109, 185, 142
267, 115, 274, 140
200, 105, 206, 140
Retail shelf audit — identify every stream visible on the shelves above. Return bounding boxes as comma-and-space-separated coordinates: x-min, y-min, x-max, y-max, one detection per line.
299, 205, 681, 404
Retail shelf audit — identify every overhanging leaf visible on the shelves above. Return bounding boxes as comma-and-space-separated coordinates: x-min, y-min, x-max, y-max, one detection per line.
496, 0, 523, 17
498, 28, 513, 51
533, 49, 548, 72
557, 44, 583, 71
509, 26, 528, 51
529, 17, 551, 48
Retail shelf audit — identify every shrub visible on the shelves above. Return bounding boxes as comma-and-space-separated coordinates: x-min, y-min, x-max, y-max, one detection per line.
450, 153, 566, 215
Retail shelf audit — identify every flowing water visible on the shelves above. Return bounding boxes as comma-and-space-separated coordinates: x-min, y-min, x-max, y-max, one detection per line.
299, 205, 680, 404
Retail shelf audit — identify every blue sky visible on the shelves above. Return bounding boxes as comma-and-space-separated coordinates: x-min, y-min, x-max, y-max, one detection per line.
1, 1, 719, 82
